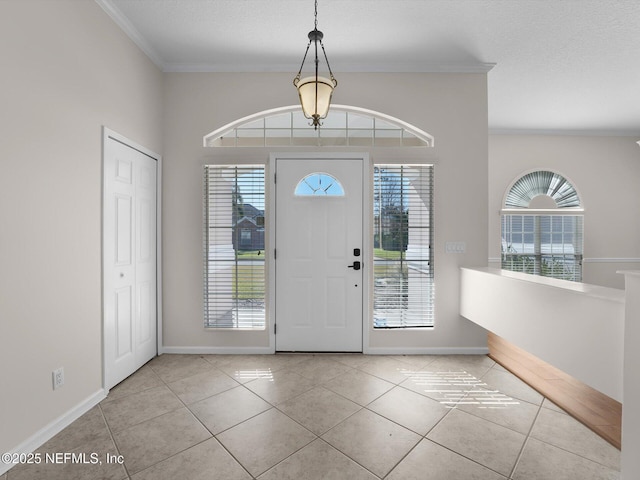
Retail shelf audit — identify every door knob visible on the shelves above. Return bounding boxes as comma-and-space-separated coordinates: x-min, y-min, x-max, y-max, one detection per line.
348, 261, 361, 271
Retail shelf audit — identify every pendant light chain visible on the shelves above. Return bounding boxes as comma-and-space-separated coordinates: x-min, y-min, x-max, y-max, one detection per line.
292, 0, 338, 128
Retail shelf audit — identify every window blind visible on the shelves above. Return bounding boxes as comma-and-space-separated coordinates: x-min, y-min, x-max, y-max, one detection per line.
501, 214, 584, 281
203, 165, 266, 329
502, 170, 583, 282
505, 171, 580, 208
373, 165, 434, 328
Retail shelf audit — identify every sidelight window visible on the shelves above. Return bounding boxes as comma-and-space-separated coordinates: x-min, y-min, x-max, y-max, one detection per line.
373, 165, 434, 328
203, 165, 266, 329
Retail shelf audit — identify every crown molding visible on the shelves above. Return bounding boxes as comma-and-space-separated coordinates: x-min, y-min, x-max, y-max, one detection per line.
489, 128, 640, 137
95, 0, 165, 69
163, 62, 496, 74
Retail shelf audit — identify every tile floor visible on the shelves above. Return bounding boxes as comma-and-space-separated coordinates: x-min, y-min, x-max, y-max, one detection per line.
5, 354, 621, 480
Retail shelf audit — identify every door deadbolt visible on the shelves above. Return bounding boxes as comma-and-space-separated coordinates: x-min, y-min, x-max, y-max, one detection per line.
348, 261, 361, 271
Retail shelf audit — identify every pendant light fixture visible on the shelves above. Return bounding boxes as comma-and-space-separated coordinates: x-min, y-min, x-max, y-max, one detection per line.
293, 0, 337, 129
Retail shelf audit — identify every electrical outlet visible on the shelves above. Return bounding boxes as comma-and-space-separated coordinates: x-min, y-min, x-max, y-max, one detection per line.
52, 367, 64, 390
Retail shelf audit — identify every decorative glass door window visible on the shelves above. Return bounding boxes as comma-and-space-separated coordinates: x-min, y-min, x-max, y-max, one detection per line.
294, 172, 345, 196
373, 165, 434, 328
203, 165, 266, 329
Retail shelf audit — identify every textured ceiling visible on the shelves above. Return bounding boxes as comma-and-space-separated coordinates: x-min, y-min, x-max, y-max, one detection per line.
99, 0, 640, 134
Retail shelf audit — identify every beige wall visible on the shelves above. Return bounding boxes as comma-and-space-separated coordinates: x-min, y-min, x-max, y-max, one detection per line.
0, 0, 163, 454
2, 0, 637, 466
162, 71, 490, 351
488, 134, 640, 289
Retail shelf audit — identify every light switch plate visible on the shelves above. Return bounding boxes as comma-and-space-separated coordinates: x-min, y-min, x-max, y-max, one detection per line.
445, 241, 466, 254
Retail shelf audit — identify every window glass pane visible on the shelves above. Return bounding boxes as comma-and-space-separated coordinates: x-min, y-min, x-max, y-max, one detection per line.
348, 113, 374, 129
294, 173, 345, 196
292, 111, 310, 128
265, 129, 291, 146
204, 166, 266, 329
235, 129, 264, 147
238, 119, 264, 129
375, 118, 397, 129
319, 129, 347, 147
265, 113, 291, 128
374, 129, 402, 147
236, 129, 263, 138
321, 111, 347, 128
523, 216, 534, 231
373, 165, 434, 328
501, 213, 583, 282
512, 216, 523, 230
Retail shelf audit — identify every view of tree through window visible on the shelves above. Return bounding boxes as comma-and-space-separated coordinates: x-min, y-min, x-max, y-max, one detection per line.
373, 165, 434, 328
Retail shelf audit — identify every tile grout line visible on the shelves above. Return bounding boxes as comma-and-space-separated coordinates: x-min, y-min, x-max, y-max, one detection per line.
97, 402, 132, 480
408, 377, 513, 479
250, 363, 399, 479
108, 356, 244, 478
508, 399, 545, 479
202, 355, 348, 478
50, 354, 617, 479
396, 437, 511, 480
318, 437, 385, 480
378, 435, 423, 479
210, 368, 320, 479
154, 361, 256, 479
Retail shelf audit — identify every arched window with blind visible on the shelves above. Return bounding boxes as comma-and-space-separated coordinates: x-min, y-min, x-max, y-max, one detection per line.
501, 170, 584, 282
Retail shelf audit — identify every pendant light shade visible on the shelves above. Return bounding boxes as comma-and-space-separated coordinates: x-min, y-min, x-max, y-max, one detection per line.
294, 75, 335, 122
293, 1, 337, 129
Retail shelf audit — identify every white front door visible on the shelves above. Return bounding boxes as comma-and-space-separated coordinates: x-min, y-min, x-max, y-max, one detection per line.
103, 132, 158, 389
275, 157, 364, 352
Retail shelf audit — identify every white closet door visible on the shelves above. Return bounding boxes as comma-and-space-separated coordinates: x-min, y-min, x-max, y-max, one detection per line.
103, 132, 157, 389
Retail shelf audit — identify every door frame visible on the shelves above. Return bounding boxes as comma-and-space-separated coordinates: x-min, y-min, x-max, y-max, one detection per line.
268, 152, 371, 352
102, 127, 163, 390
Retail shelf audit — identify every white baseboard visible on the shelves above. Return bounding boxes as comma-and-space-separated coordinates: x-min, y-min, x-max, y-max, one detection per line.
1, 388, 108, 476
363, 346, 490, 355
161, 346, 275, 355
161, 346, 489, 356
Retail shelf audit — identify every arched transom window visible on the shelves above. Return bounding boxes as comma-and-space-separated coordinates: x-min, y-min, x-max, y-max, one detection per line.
505, 170, 581, 209
203, 105, 434, 148
501, 171, 584, 282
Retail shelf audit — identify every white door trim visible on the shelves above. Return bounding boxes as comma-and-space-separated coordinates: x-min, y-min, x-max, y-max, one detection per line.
102, 127, 162, 390
268, 152, 371, 352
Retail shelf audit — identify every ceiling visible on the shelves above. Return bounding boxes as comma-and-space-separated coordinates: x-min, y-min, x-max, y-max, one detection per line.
99, 0, 640, 135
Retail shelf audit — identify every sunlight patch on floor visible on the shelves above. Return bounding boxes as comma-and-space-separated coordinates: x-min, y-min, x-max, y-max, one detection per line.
403, 370, 520, 408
